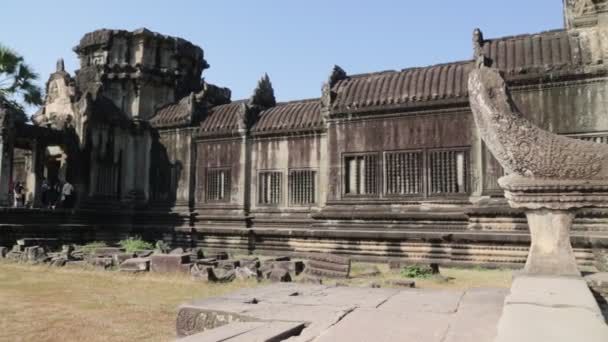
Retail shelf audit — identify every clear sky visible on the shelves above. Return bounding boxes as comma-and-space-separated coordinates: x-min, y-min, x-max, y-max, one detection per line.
1, 0, 564, 108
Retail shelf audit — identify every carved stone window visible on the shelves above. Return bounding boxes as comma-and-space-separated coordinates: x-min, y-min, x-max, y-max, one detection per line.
289, 169, 317, 205
385, 151, 422, 196
344, 154, 379, 196
428, 149, 469, 195
258, 171, 282, 205
205, 168, 230, 202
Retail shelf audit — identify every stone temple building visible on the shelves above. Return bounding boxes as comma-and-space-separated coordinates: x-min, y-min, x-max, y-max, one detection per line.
1, 0, 607, 268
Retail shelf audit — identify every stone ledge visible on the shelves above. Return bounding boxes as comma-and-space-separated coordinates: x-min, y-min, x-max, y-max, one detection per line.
495, 275, 608, 342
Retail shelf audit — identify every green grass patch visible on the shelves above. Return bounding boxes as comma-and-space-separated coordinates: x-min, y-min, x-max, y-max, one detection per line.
119, 236, 154, 253
400, 265, 434, 279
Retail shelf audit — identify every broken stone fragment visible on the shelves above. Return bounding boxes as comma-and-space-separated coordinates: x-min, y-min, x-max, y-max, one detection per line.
119, 257, 150, 273
271, 260, 305, 275
239, 258, 260, 270
217, 259, 239, 271
191, 264, 212, 282
208, 267, 236, 282
89, 256, 114, 269
22, 246, 48, 263
269, 268, 292, 283
235, 266, 258, 280
50, 257, 68, 267
388, 279, 416, 288
169, 247, 185, 255
112, 252, 134, 265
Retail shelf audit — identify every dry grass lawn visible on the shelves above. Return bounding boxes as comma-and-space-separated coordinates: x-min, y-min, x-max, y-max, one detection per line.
0, 260, 512, 342
0, 261, 259, 342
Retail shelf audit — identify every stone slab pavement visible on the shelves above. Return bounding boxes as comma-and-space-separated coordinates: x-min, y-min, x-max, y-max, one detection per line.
175, 284, 508, 342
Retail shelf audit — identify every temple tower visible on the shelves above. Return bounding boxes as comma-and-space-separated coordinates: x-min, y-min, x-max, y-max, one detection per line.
73, 28, 209, 121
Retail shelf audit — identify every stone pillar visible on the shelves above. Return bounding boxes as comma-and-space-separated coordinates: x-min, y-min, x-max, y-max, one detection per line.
0, 134, 14, 206
524, 209, 579, 276
27, 140, 46, 207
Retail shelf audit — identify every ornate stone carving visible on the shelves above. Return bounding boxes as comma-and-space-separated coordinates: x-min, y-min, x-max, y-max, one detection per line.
175, 308, 254, 337
321, 65, 347, 120
564, 0, 608, 28
468, 66, 608, 181
468, 62, 608, 276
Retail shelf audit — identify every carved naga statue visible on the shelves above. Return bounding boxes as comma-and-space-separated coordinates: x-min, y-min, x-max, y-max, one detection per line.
468, 29, 608, 276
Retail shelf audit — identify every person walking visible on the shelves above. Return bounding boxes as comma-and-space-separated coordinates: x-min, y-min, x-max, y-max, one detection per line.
40, 178, 50, 208
61, 180, 75, 209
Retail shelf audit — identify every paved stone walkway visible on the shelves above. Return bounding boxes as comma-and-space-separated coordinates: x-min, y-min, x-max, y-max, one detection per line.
175, 283, 508, 341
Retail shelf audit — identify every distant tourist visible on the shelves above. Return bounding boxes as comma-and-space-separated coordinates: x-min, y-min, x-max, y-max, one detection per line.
40, 178, 49, 208
13, 182, 24, 208
61, 180, 74, 209
49, 181, 60, 209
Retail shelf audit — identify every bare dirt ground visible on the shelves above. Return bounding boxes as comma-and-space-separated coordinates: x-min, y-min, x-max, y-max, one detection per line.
0, 261, 512, 342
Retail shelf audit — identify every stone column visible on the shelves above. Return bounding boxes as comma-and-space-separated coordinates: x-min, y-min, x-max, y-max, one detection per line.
27, 140, 46, 207
524, 209, 579, 276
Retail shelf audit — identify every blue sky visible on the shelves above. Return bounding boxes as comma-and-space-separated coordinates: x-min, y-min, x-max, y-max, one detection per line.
1, 0, 563, 107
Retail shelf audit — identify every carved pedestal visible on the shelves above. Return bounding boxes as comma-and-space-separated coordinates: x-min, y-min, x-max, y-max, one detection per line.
524, 210, 579, 276
500, 175, 608, 277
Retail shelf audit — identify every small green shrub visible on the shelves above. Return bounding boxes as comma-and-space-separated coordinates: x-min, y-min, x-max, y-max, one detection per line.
80, 241, 108, 256
119, 236, 154, 253
400, 265, 433, 279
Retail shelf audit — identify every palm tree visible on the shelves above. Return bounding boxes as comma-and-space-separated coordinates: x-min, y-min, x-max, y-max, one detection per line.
0, 43, 43, 123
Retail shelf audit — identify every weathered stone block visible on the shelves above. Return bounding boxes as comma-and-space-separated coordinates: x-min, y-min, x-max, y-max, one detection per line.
270, 260, 305, 275
191, 264, 212, 282
208, 268, 236, 282
112, 253, 134, 265
119, 257, 150, 272
269, 268, 292, 283
239, 258, 259, 270
235, 266, 258, 280
150, 253, 191, 273
22, 246, 48, 263
89, 256, 113, 269
217, 259, 239, 271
